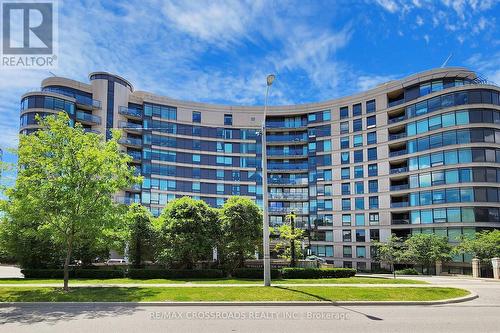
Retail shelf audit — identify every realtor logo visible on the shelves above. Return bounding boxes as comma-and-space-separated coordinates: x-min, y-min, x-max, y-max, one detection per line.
1, 0, 58, 68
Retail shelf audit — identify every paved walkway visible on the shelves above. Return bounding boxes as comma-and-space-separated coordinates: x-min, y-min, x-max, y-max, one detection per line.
0, 283, 445, 288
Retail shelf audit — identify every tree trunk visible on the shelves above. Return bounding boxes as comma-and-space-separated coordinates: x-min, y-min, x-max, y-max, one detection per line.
290, 216, 296, 267
392, 263, 396, 279
63, 235, 73, 291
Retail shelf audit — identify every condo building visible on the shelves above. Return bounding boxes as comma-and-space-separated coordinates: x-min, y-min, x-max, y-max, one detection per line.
19, 68, 500, 274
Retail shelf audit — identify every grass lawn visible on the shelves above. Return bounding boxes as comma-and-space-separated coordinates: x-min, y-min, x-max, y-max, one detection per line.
0, 286, 467, 302
0, 277, 427, 285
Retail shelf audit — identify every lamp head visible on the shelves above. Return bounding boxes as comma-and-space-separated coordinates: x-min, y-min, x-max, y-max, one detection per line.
266, 74, 275, 86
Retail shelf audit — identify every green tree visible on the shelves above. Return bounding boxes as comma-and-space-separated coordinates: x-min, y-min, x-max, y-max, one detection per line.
403, 233, 453, 275
125, 203, 155, 267
372, 235, 406, 278
273, 221, 305, 264
0, 113, 138, 290
457, 230, 500, 263
156, 197, 220, 268
219, 196, 262, 273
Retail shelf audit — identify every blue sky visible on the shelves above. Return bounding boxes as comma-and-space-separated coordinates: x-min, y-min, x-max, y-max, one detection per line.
0, 0, 499, 157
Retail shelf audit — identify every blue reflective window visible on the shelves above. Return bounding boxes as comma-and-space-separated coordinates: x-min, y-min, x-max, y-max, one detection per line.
340, 137, 349, 149
368, 164, 378, 177
341, 167, 350, 179
354, 150, 363, 163
445, 169, 459, 184
354, 166, 364, 178
353, 134, 363, 147
355, 197, 364, 210
341, 152, 350, 164
446, 188, 460, 203
411, 210, 420, 224
367, 132, 377, 145
459, 168, 472, 182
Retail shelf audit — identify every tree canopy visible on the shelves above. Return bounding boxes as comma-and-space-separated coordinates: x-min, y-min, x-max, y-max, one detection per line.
457, 230, 500, 262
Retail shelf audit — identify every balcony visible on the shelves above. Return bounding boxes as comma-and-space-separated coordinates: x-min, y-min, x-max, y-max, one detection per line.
388, 99, 405, 108
127, 183, 142, 192
127, 150, 142, 161
266, 120, 307, 129
116, 196, 141, 205
389, 132, 406, 140
267, 134, 308, 143
392, 219, 410, 225
83, 128, 101, 134
119, 137, 142, 147
119, 106, 142, 119
390, 184, 409, 191
389, 149, 407, 158
268, 207, 308, 214
76, 111, 101, 125
391, 201, 409, 208
268, 163, 308, 172
267, 149, 308, 158
388, 115, 407, 124
268, 193, 309, 200
390, 166, 408, 174
268, 178, 309, 186
119, 121, 143, 133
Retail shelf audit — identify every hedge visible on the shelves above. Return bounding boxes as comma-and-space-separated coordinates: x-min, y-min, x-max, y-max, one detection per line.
232, 268, 282, 279
395, 268, 419, 275
21, 269, 125, 279
127, 269, 224, 279
281, 268, 356, 279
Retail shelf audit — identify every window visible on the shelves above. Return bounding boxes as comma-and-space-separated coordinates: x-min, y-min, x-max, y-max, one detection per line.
341, 167, 350, 179
217, 183, 224, 194
369, 196, 379, 209
355, 213, 365, 226
341, 152, 350, 164
368, 180, 378, 193
355, 197, 364, 210
343, 246, 352, 258
356, 246, 366, 258
366, 99, 376, 113
342, 214, 352, 226
353, 134, 363, 147
354, 150, 363, 163
340, 121, 349, 134
367, 147, 377, 161
224, 114, 232, 125
354, 166, 364, 178
370, 229, 380, 241
340, 106, 349, 119
343, 230, 352, 242
369, 213, 379, 225
216, 169, 224, 180
342, 198, 351, 211
192, 154, 201, 163
356, 229, 365, 241
367, 115, 376, 128
323, 110, 331, 121
353, 103, 362, 116
353, 119, 362, 132
341, 183, 350, 195
350, 181, 362, 195
323, 140, 332, 152
340, 136, 349, 149
192, 182, 200, 192
367, 132, 377, 145
368, 164, 378, 177
192, 111, 201, 123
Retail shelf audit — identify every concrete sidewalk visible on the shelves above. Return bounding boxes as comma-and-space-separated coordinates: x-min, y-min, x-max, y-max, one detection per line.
0, 283, 440, 288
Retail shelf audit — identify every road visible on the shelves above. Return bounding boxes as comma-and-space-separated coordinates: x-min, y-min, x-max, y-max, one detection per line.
0, 276, 498, 333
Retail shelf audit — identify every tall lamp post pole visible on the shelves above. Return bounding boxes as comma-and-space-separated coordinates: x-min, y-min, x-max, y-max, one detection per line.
262, 74, 275, 286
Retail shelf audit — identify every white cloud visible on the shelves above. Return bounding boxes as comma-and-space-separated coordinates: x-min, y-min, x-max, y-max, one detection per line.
357, 75, 397, 91
375, 0, 399, 13
466, 52, 500, 85
416, 15, 424, 26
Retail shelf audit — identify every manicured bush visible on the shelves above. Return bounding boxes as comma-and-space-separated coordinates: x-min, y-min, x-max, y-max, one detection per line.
232, 268, 282, 279
21, 269, 70, 279
281, 268, 356, 279
127, 269, 224, 279
21, 269, 126, 279
395, 268, 419, 275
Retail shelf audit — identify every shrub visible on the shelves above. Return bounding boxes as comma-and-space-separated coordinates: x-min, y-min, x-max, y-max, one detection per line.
395, 268, 419, 275
281, 268, 356, 279
21, 269, 126, 279
128, 269, 224, 279
232, 268, 282, 279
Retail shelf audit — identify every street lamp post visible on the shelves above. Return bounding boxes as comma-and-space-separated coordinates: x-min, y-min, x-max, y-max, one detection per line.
262, 74, 275, 286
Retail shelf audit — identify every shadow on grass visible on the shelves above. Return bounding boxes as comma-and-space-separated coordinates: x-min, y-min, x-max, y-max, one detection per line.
0, 287, 156, 324
274, 286, 383, 321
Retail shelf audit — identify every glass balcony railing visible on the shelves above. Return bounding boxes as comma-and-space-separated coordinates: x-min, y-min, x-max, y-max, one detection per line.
268, 178, 309, 185
268, 207, 309, 214
83, 128, 101, 134
119, 121, 143, 132
116, 196, 141, 205
127, 151, 142, 160
267, 149, 307, 157
390, 166, 408, 174
391, 202, 409, 208
268, 163, 308, 170
119, 137, 142, 146
389, 149, 407, 157
391, 219, 410, 225
119, 106, 143, 118
76, 111, 101, 124
267, 134, 308, 143
390, 184, 409, 191
389, 132, 406, 140
266, 121, 307, 129
268, 193, 309, 200
388, 115, 407, 124
388, 99, 405, 108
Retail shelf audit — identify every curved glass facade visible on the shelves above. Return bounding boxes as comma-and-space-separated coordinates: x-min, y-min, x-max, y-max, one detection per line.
19, 68, 500, 274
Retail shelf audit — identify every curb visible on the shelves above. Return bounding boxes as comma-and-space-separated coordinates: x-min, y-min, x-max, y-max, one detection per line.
0, 291, 478, 307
